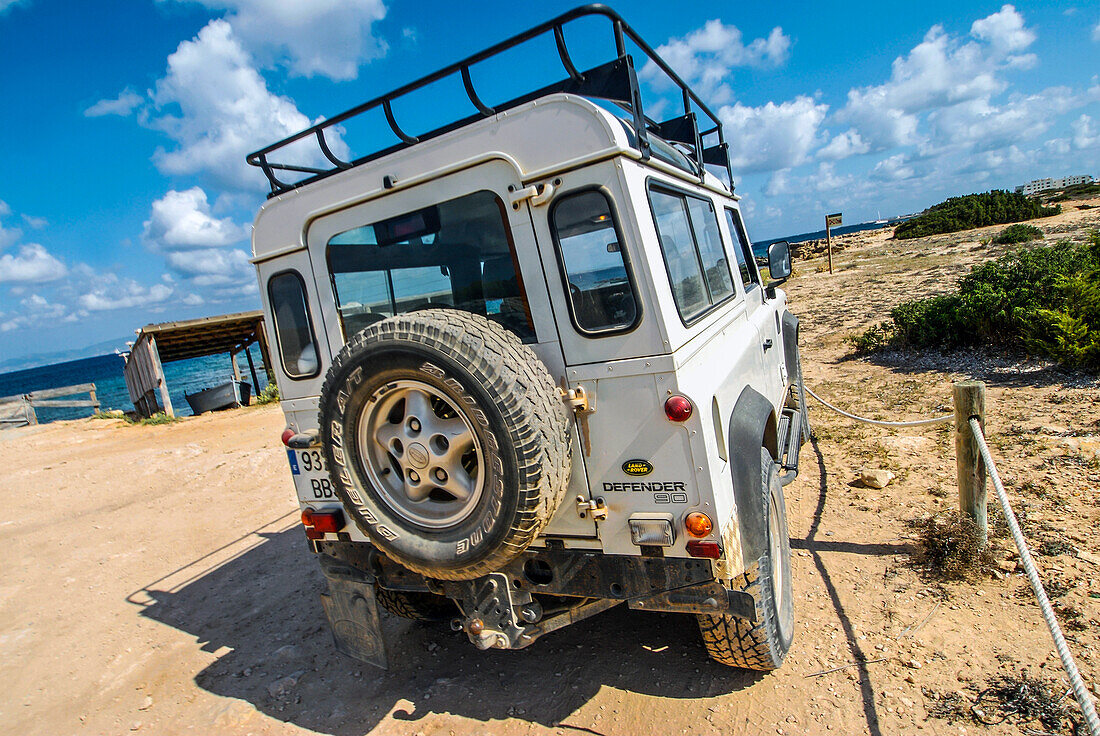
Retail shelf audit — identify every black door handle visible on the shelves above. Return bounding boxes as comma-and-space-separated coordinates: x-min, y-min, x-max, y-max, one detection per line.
763, 339, 773, 351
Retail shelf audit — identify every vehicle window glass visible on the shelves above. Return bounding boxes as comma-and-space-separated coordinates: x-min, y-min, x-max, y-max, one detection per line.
551, 190, 637, 333
327, 190, 535, 342
724, 208, 760, 289
268, 272, 320, 378
686, 197, 734, 302
648, 188, 708, 320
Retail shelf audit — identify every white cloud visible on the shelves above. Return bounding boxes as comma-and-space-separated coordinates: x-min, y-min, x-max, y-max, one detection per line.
147, 19, 321, 189
642, 20, 790, 103
818, 130, 870, 160
719, 96, 828, 173
872, 154, 916, 181
970, 5, 1036, 54
1092, 20, 1100, 42
165, 247, 251, 279
836, 7, 1038, 151
21, 213, 47, 229
0, 243, 67, 283
78, 280, 173, 312
84, 89, 143, 117
143, 187, 247, 250
176, 0, 388, 81
1071, 115, 1099, 149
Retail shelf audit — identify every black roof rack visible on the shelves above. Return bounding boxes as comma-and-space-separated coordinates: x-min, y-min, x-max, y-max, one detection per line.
246, 4, 732, 198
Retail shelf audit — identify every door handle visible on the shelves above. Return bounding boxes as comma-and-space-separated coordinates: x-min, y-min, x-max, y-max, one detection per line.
762, 339, 773, 351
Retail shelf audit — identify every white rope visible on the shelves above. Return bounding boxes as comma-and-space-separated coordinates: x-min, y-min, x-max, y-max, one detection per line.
970, 417, 1100, 735
805, 385, 953, 427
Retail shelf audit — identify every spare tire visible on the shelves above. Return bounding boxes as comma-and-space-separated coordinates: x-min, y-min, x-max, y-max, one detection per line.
318, 309, 571, 581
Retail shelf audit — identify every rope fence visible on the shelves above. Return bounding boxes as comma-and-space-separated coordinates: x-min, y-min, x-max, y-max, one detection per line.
805, 380, 1099, 735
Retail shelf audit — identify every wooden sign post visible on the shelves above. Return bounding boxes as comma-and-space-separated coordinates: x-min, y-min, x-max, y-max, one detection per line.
825, 212, 842, 274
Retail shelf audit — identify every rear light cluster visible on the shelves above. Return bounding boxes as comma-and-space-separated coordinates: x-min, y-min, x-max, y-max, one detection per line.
684, 511, 720, 558
301, 507, 345, 540
664, 395, 693, 422
281, 427, 296, 446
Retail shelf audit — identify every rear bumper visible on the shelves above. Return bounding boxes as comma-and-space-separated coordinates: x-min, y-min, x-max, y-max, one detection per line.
314, 540, 755, 666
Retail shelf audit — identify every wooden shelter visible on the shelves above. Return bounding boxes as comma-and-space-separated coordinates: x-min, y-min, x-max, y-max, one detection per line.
123, 310, 273, 418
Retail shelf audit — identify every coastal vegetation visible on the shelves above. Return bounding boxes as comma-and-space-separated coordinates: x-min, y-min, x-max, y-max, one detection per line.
991, 223, 1043, 245
255, 382, 280, 405
853, 231, 1100, 372
894, 190, 1060, 240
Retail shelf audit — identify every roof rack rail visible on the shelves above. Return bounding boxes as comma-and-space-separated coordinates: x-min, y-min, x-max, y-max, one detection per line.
246, 4, 732, 198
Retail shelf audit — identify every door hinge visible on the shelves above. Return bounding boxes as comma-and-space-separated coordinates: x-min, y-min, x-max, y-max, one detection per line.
560, 382, 595, 456
576, 495, 607, 521
508, 181, 556, 207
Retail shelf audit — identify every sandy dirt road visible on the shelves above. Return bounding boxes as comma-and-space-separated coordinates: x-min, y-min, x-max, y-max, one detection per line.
1, 205, 1098, 735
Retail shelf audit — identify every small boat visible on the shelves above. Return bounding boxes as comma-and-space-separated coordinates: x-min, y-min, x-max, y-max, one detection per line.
185, 380, 251, 414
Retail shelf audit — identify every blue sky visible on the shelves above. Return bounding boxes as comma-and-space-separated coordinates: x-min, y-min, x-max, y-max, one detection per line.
0, 0, 1097, 362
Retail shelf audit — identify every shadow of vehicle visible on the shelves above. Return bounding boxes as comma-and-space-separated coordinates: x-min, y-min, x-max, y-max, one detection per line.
132, 523, 764, 735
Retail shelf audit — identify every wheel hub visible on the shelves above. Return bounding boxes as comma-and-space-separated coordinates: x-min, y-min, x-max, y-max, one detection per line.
357, 379, 484, 529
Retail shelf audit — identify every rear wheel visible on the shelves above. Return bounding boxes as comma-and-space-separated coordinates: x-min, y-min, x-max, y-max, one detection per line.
375, 587, 457, 622
697, 447, 794, 670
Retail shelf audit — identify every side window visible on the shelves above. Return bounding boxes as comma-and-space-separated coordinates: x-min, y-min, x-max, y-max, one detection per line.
648, 189, 708, 320
327, 190, 535, 342
724, 208, 760, 289
550, 190, 639, 333
685, 197, 734, 302
268, 271, 320, 379
648, 185, 736, 323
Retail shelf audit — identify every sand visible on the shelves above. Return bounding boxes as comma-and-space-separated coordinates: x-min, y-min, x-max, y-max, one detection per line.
1, 200, 1098, 736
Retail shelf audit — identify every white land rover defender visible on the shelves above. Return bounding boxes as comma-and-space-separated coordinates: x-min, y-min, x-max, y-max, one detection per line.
249, 5, 808, 671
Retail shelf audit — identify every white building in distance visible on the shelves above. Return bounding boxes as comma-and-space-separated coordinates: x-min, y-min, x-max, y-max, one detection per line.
1015, 175, 1095, 196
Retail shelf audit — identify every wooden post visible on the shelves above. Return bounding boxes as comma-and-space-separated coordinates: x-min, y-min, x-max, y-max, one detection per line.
826, 221, 833, 275
255, 325, 276, 388
230, 351, 241, 382
243, 344, 260, 392
953, 380, 988, 546
148, 336, 174, 418
23, 395, 38, 426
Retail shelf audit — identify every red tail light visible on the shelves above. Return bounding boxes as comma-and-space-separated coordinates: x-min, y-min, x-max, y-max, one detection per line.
301, 507, 345, 539
664, 395, 693, 422
281, 428, 296, 446
686, 540, 722, 559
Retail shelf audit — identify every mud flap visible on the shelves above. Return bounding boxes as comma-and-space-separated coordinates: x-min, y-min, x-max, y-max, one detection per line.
319, 574, 389, 670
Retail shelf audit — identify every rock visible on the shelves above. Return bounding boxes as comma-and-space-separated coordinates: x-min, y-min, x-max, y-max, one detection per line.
267, 672, 303, 699
902, 658, 923, 670
859, 469, 895, 489
138, 695, 153, 711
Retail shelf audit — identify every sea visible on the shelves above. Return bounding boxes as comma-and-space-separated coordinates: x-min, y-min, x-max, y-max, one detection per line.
0, 344, 271, 423
753, 217, 913, 256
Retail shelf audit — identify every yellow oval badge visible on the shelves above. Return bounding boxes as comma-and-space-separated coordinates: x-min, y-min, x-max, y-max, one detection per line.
622, 459, 653, 477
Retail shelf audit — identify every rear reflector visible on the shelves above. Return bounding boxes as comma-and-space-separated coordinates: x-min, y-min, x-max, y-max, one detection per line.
686, 540, 722, 559
301, 507, 345, 536
281, 428, 296, 446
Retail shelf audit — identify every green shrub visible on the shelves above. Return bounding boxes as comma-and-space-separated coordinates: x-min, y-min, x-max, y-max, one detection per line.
255, 382, 280, 405
992, 223, 1043, 245
853, 231, 1100, 372
895, 190, 1059, 240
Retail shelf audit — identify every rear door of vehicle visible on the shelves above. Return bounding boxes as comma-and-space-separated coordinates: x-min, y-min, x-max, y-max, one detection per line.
305, 160, 598, 538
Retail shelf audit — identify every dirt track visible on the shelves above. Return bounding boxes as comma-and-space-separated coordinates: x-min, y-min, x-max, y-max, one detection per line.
2, 203, 1099, 735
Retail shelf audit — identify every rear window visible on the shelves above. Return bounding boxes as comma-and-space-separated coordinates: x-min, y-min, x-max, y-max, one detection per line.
647, 184, 735, 323
550, 190, 638, 334
327, 190, 535, 342
268, 271, 320, 379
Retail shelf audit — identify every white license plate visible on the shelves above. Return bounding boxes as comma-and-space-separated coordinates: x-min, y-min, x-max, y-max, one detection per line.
287, 448, 337, 500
